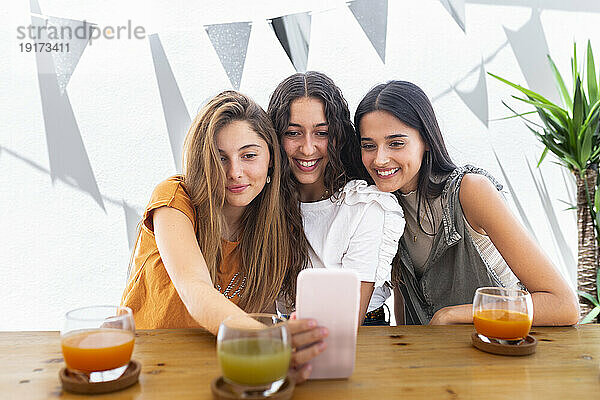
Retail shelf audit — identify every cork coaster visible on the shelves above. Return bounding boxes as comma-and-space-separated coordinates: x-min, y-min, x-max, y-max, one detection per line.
211, 376, 295, 400
472, 332, 537, 356
59, 360, 141, 394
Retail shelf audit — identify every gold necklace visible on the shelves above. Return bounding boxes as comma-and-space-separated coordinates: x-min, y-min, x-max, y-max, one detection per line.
405, 207, 428, 243
399, 190, 435, 243
405, 221, 419, 243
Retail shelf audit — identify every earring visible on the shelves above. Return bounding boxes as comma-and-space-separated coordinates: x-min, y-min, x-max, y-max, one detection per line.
266, 175, 271, 184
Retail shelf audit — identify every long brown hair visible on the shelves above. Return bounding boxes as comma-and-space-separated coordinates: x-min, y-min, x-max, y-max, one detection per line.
182, 90, 307, 312
267, 71, 365, 197
269, 72, 360, 304
354, 81, 457, 287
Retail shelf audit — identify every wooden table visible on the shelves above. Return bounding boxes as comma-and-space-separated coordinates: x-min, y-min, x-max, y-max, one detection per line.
2, 325, 599, 399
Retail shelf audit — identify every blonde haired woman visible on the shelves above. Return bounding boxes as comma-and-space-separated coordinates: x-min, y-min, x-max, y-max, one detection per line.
121, 91, 327, 382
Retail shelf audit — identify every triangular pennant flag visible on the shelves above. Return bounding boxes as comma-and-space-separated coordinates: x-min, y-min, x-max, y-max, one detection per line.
32, 13, 105, 210
269, 12, 311, 72
44, 17, 94, 94
503, 9, 560, 104
122, 201, 141, 250
348, 0, 388, 63
454, 62, 489, 127
149, 34, 191, 172
205, 22, 252, 90
440, 0, 466, 33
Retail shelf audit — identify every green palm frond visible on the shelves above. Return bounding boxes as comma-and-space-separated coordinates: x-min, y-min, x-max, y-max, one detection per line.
489, 40, 600, 175
488, 111, 537, 121
548, 54, 573, 110
580, 306, 600, 324
597, 259, 600, 302
491, 40, 600, 323
579, 291, 600, 307
587, 41, 598, 105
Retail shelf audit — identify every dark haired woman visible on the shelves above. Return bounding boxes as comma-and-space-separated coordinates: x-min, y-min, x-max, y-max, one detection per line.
354, 80, 579, 325
268, 72, 404, 325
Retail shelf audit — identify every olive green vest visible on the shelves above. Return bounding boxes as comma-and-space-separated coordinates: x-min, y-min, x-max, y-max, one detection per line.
397, 165, 506, 324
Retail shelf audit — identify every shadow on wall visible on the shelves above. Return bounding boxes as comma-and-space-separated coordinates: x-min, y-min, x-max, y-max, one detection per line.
503, 8, 559, 104
149, 34, 191, 172
1, 145, 142, 250
30, 0, 105, 211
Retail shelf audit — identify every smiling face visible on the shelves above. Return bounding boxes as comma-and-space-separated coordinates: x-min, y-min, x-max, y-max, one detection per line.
281, 97, 329, 200
215, 120, 270, 212
359, 110, 427, 194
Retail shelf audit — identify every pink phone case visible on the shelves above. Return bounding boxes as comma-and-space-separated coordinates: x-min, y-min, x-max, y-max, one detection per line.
295, 268, 360, 379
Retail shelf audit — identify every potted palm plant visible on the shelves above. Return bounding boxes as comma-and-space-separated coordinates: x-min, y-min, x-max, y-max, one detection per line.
489, 40, 600, 323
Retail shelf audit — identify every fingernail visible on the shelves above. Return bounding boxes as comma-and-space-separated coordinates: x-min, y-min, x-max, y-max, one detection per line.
318, 342, 326, 351
308, 320, 316, 328
304, 364, 312, 378
320, 327, 328, 336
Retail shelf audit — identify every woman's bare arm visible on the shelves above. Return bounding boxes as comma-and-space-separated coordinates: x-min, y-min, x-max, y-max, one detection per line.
154, 206, 328, 382
430, 174, 579, 326
393, 286, 405, 325
359, 282, 375, 324
153, 206, 247, 334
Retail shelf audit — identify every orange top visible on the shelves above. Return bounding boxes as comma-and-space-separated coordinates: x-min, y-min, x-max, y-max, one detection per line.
121, 176, 243, 329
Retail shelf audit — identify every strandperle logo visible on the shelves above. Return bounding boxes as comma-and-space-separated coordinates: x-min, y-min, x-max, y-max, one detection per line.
16, 20, 147, 45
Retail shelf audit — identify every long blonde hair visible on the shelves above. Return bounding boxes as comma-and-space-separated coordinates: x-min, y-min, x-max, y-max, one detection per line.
182, 91, 307, 312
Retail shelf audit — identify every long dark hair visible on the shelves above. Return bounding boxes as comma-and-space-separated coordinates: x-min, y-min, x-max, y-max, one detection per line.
354, 81, 457, 286
267, 72, 362, 307
267, 71, 364, 197
355, 80, 456, 199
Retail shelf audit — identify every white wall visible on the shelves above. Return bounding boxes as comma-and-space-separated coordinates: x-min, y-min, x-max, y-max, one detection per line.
2, 0, 598, 330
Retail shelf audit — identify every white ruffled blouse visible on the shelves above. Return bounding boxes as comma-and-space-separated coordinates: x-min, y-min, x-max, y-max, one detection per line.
300, 180, 405, 312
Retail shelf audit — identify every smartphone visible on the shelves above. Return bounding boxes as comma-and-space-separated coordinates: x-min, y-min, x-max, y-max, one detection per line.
295, 268, 360, 379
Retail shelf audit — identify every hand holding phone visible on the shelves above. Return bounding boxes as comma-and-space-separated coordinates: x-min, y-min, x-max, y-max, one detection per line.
295, 269, 360, 379
286, 316, 327, 384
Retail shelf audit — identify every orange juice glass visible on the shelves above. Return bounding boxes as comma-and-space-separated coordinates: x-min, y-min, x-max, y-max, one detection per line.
473, 287, 533, 341
61, 306, 135, 381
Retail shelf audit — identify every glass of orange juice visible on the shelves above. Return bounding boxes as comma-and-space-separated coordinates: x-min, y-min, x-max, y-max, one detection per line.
217, 314, 291, 397
473, 287, 533, 342
61, 305, 135, 382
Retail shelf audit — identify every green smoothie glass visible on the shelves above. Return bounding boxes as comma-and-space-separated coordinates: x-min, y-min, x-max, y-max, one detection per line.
217, 314, 291, 396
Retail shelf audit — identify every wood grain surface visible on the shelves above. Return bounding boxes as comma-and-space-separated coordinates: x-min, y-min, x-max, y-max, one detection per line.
2, 325, 599, 399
